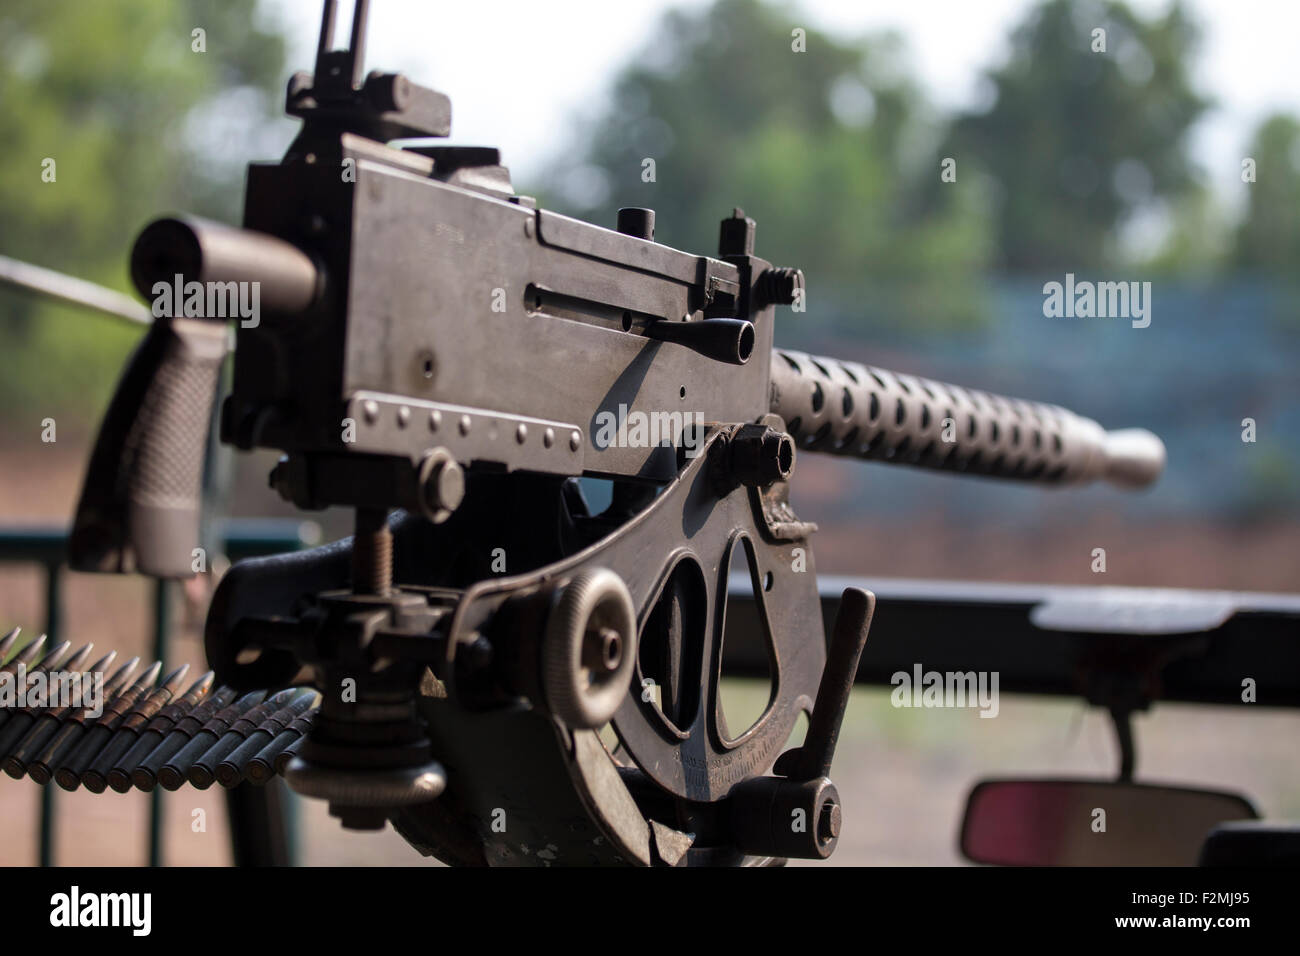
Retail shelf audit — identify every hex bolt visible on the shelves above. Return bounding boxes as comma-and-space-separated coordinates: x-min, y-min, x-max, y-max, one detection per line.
417, 448, 465, 523
727, 424, 795, 487
428, 459, 464, 511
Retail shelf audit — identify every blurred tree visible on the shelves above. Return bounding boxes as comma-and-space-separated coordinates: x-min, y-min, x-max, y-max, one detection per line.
1142, 185, 1229, 275
1233, 114, 1300, 273
0, 0, 286, 419
533, 0, 995, 333
945, 0, 1208, 272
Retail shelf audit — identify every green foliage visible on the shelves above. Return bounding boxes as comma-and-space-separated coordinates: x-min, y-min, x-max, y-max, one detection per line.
946, 0, 1209, 272
1233, 114, 1300, 274
1241, 446, 1300, 517
0, 0, 286, 423
1142, 185, 1230, 275
0, 302, 141, 432
533, 0, 995, 332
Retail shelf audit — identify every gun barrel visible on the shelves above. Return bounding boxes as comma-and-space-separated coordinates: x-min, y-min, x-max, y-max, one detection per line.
770, 349, 1164, 489
130, 216, 320, 315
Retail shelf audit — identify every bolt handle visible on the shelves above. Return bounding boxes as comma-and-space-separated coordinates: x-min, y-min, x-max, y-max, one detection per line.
773, 587, 874, 781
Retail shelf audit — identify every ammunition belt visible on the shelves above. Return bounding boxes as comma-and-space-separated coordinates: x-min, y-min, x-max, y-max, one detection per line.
0, 629, 316, 793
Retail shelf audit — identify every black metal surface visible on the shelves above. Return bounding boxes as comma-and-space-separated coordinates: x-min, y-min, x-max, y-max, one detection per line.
226, 780, 291, 867
131, 216, 320, 314
723, 576, 1300, 707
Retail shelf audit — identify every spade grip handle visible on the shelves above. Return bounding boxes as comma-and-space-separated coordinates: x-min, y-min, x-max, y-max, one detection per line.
70, 318, 227, 576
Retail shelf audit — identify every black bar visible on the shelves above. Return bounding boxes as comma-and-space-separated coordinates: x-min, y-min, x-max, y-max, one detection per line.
225, 781, 291, 866
724, 576, 1300, 707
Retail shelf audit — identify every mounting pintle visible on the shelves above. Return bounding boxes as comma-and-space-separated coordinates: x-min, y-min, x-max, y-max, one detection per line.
285, 0, 451, 141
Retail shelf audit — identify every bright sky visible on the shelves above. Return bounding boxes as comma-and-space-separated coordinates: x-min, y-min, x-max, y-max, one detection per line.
261, 0, 1300, 206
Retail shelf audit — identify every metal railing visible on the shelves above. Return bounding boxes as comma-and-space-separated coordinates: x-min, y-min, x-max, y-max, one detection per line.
0, 519, 315, 866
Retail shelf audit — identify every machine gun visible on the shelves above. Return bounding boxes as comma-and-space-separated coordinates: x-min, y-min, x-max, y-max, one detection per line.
56, 0, 1166, 865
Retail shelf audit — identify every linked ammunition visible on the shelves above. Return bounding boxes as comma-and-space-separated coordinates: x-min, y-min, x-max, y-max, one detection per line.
0, 633, 47, 676
216, 689, 318, 787
132, 685, 238, 791
157, 690, 266, 791
54, 660, 162, 791
246, 708, 317, 785
0, 642, 93, 747
188, 688, 299, 789
274, 734, 304, 776
107, 671, 215, 793
0, 631, 317, 792
81, 663, 190, 793
10, 653, 133, 783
